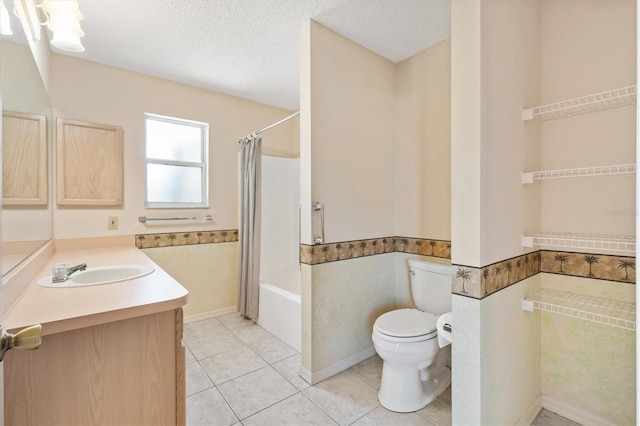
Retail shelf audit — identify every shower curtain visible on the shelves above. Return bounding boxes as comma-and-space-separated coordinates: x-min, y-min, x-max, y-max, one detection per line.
238, 136, 262, 320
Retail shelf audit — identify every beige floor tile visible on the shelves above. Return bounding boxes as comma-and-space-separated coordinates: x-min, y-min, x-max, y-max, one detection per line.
217, 312, 254, 329
352, 405, 434, 425
273, 354, 311, 391
184, 319, 453, 426
186, 387, 238, 426
416, 385, 452, 426
184, 317, 227, 341
243, 393, 338, 425
531, 409, 581, 426
185, 346, 196, 364
303, 370, 380, 426
249, 336, 298, 364
231, 323, 273, 343
186, 361, 214, 396
200, 346, 268, 384
186, 329, 245, 360
217, 366, 298, 420
349, 355, 383, 389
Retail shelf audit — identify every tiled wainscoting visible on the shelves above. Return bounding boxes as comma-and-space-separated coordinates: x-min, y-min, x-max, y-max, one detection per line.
135, 230, 635, 301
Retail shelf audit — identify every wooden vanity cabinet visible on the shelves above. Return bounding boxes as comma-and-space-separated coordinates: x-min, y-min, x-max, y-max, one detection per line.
4, 308, 185, 425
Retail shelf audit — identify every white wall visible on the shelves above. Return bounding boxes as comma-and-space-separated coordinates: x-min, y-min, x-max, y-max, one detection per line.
44, 53, 299, 323
452, 276, 542, 425
299, 20, 396, 379
303, 20, 396, 244
451, 0, 483, 268
481, 0, 541, 265
451, 0, 542, 423
142, 242, 238, 321
395, 39, 451, 240
540, 274, 635, 424
306, 254, 396, 375
452, 0, 636, 423
50, 54, 298, 239
260, 156, 300, 295
540, 0, 636, 238
299, 19, 454, 381
538, 1, 636, 422
480, 276, 541, 424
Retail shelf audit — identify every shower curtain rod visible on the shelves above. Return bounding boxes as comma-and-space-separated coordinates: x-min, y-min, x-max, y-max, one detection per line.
239, 110, 300, 143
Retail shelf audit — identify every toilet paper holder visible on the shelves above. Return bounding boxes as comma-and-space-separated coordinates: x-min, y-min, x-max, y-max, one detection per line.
443, 323, 452, 333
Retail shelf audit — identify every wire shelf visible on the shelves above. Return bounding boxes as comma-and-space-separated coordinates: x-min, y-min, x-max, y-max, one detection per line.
521, 233, 636, 254
523, 288, 635, 331
522, 85, 637, 121
522, 164, 636, 183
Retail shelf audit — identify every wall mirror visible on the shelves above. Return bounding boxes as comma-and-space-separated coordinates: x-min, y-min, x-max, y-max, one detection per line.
1, 36, 54, 277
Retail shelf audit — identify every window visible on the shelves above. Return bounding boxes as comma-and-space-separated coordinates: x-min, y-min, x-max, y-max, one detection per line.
144, 113, 209, 208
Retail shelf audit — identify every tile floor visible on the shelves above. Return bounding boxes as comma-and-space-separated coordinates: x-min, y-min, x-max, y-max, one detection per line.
184, 313, 577, 426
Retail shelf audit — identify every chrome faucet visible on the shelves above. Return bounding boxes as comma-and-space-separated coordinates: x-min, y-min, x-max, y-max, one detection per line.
51, 263, 87, 283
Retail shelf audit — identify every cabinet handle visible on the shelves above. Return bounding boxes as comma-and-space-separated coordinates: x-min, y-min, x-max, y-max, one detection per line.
0, 324, 42, 361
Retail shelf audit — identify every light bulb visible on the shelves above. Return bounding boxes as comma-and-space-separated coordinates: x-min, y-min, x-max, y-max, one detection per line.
47, 11, 85, 52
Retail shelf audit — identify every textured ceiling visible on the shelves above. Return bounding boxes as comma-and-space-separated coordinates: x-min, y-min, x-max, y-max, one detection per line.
68, 0, 450, 110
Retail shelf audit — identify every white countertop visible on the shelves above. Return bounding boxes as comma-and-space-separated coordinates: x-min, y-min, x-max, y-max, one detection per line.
5, 245, 189, 336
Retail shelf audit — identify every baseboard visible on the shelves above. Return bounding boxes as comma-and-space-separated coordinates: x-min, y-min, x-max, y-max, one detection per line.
299, 346, 377, 385
542, 395, 615, 425
183, 306, 238, 324
517, 396, 542, 426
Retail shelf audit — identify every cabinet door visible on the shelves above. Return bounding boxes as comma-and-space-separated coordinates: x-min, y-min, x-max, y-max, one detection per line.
4, 311, 180, 425
56, 118, 123, 206
2, 111, 47, 205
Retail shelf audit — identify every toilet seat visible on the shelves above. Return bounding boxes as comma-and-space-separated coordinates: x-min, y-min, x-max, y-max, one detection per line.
373, 308, 437, 342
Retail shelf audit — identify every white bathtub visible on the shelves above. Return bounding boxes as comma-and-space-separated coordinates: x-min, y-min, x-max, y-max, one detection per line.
258, 282, 301, 352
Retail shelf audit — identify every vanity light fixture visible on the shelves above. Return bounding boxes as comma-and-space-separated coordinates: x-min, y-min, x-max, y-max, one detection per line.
1, 1, 13, 35
15, 0, 85, 52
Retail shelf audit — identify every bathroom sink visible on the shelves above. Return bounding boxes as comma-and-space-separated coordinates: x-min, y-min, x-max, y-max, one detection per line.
38, 265, 155, 288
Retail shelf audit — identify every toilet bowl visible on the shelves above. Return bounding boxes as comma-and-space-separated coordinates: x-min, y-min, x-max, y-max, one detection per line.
372, 308, 451, 412
372, 259, 452, 413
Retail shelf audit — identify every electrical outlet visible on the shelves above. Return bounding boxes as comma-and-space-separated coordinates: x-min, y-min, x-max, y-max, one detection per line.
108, 216, 118, 230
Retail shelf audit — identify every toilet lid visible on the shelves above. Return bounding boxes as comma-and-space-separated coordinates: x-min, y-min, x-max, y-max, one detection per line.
374, 308, 437, 338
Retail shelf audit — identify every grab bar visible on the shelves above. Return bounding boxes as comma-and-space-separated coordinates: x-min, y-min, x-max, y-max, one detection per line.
138, 215, 213, 223
298, 203, 302, 268
312, 202, 324, 244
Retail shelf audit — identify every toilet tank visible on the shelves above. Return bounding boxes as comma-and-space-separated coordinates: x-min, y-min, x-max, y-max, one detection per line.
408, 259, 452, 315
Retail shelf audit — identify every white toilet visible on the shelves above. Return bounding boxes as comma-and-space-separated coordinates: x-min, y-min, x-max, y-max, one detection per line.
372, 259, 452, 413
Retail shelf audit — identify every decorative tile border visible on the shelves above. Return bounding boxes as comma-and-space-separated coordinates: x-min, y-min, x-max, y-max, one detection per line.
135, 229, 238, 249
396, 237, 452, 258
452, 252, 542, 299
135, 230, 635, 295
299, 237, 451, 265
300, 237, 395, 264
452, 249, 636, 299
541, 250, 636, 284
135, 231, 450, 260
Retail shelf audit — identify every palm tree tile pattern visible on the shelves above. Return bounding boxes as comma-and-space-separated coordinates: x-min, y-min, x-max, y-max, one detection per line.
453, 252, 542, 299
300, 237, 451, 265
541, 250, 635, 283
454, 250, 635, 299
136, 229, 239, 248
